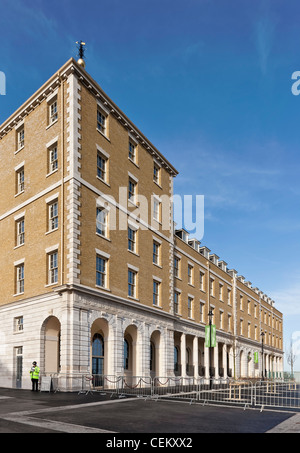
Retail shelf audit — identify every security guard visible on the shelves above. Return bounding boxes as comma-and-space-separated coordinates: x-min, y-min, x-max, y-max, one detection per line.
30, 361, 40, 391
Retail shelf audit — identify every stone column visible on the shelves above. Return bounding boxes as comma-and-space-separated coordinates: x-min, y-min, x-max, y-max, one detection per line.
180, 333, 186, 377
193, 336, 199, 378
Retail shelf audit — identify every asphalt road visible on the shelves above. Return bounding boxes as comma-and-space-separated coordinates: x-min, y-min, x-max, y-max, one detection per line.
0, 387, 299, 438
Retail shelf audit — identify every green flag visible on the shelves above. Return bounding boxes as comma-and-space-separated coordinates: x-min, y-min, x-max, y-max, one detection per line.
205, 325, 216, 347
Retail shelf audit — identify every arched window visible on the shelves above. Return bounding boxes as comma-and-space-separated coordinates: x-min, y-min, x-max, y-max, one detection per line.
174, 346, 180, 373
92, 333, 104, 376
150, 342, 155, 371
124, 339, 129, 370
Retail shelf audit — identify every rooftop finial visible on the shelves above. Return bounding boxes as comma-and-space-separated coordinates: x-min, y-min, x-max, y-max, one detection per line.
76, 40, 86, 68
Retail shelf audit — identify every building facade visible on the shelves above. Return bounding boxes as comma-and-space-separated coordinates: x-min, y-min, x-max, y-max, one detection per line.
0, 58, 283, 390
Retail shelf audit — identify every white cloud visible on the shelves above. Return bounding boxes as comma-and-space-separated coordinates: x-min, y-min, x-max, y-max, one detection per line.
253, 0, 277, 75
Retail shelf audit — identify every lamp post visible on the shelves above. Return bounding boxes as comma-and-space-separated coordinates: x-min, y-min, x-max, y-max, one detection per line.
261, 331, 265, 381
208, 309, 213, 389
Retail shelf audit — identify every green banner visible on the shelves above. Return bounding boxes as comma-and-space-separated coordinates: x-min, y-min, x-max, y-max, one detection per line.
205, 325, 216, 347
254, 352, 259, 363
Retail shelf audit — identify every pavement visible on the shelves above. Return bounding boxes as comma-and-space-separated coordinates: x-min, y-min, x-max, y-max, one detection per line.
0, 387, 299, 437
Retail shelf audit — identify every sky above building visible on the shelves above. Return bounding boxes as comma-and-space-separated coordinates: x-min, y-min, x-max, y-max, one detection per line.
0, 0, 299, 371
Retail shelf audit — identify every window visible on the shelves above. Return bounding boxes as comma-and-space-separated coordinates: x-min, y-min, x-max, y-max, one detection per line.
128, 227, 136, 253
174, 291, 180, 315
240, 319, 243, 336
49, 100, 58, 124
129, 141, 136, 162
150, 342, 155, 372
219, 310, 224, 329
96, 255, 107, 288
200, 271, 205, 291
14, 316, 23, 332
247, 300, 251, 315
97, 152, 107, 182
188, 265, 193, 285
16, 263, 24, 294
174, 346, 180, 373
92, 333, 104, 376
153, 280, 160, 306
174, 257, 180, 278
227, 288, 231, 305
124, 339, 129, 370
248, 322, 251, 338
48, 201, 58, 231
153, 241, 160, 265
153, 197, 161, 222
128, 178, 136, 203
16, 167, 24, 194
200, 302, 205, 322
209, 278, 214, 297
17, 128, 24, 150
188, 297, 193, 318
128, 269, 137, 298
48, 251, 58, 285
97, 108, 106, 135
153, 163, 160, 185
96, 207, 108, 237
219, 283, 223, 301
49, 145, 58, 173
16, 218, 25, 246
240, 295, 243, 311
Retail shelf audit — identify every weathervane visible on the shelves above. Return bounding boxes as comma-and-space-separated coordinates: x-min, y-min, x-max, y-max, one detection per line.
76, 40, 86, 68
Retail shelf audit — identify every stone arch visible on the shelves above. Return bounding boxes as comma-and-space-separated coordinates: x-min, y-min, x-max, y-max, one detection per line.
150, 329, 161, 378
41, 316, 61, 374
124, 324, 138, 378
91, 317, 109, 376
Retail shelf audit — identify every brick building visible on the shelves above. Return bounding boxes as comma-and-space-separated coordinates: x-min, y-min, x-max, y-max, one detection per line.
0, 58, 283, 389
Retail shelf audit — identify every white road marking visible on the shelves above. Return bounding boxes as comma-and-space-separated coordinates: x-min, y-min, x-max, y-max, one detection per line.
0, 396, 140, 433
3, 414, 116, 433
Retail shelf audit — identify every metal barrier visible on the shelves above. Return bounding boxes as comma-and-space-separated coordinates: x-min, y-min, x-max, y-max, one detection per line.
152, 377, 201, 404
197, 379, 253, 409
120, 376, 152, 398
71, 374, 300, 413
254, 380, 300, 412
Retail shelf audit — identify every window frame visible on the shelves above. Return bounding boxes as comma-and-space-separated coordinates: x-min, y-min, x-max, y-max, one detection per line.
48, 251, 58, 285
153, 280, 160, 306
96, 255, 108, 289
16, 217, 25, 246
48, 200, 59, 232
96, 207, 108, 238
15, 263, 25, 295
128, 268, 137, 299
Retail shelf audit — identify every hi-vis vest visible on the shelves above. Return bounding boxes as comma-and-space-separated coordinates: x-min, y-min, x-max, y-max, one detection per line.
30, 366, 40, 379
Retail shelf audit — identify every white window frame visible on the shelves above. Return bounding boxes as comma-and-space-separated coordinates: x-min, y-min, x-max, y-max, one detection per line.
174, 291, 180, 315
96, 207, 108, 238
153, 279, 161, 306
188, 296, 194, 319
16, 166, 24, 194
16, 218, 25, 246
15, 262, 25, 294
96, 254, 108, 289
153, 241, 160, 266
200, 271, 205, 291
48, 251, 58, 285
128, 268, 137, 299
97, 106, 107, 136
49, 100, 58, 125
48, 200, 58, 232
14, 316, 24, 332
17, 128, 24, 150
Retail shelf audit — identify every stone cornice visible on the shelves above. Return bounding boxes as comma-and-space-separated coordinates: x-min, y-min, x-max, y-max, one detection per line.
0, 58, 178, 177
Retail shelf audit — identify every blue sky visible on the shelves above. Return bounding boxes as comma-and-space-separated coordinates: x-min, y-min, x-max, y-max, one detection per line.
0, 0, 300, 371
